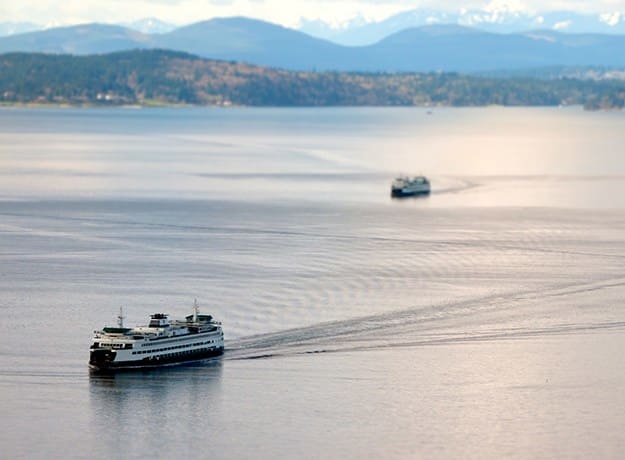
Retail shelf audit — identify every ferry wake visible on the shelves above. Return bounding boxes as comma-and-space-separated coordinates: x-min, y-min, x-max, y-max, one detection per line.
89, 300, 224, 372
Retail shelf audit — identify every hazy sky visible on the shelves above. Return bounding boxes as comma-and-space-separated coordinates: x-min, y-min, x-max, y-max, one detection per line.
2, 0, 625, 27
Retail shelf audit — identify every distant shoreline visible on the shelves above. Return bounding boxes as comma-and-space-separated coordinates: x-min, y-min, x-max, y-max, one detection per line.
0, 103, 617, 112
1, 50, 623, 111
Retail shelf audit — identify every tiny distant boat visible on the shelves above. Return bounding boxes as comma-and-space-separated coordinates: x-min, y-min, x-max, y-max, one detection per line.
89, 300, 224, 372
391, 176, 431, 197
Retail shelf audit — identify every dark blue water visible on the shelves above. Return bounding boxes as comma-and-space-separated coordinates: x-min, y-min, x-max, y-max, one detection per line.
1, 107, 625, 459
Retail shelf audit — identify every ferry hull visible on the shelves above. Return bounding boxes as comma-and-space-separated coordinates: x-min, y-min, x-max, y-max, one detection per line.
391, 188, 430, 197
89, 346, 224, 372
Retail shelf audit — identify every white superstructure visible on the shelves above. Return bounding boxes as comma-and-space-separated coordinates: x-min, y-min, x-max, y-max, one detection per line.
89, 300, 224, 371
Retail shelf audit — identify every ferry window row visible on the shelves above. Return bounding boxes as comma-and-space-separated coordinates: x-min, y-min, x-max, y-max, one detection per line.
144, 347, 214, 360
132, 340, 216, 355
141, 336, 219, 347
93, 343, 132, 349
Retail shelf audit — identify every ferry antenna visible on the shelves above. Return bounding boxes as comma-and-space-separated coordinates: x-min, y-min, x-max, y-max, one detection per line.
117, 306, 125, 328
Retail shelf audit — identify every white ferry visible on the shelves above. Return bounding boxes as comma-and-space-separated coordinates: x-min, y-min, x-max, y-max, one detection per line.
89, 301, 224, 372
391, 176, 431, 197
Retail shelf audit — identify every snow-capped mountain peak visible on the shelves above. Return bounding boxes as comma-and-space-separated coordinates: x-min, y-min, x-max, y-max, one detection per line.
125, 18, 176, 34
297, 7, 625, 46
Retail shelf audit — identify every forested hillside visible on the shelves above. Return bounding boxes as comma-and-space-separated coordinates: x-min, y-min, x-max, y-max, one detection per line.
1, 50, 623, 109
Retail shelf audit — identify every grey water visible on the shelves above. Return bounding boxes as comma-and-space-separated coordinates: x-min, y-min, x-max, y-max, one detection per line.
1, 107, 625, 459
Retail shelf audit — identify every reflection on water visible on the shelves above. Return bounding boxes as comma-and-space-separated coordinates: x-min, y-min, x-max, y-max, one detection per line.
89, 359, 223, 392
89, 361, 223, 458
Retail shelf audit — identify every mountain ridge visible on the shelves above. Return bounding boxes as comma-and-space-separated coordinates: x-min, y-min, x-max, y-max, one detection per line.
4, 8, 624, 41
1, 18, 625, 72
299, 8, 625, 45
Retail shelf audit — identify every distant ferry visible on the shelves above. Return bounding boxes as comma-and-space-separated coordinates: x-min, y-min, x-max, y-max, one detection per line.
391, 176, 431, 197
89, 300, 224, 372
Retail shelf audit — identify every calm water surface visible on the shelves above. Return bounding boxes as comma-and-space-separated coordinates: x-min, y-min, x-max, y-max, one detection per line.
1, 107, 625, 459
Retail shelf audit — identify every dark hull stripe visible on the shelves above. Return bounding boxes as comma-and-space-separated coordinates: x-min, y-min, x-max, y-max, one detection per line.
89, 346, 224, 372
391, 189, 430, 197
